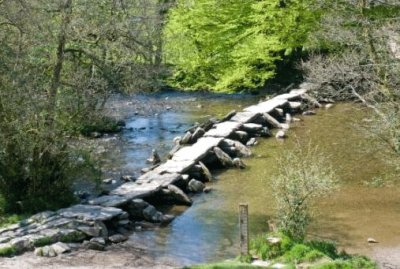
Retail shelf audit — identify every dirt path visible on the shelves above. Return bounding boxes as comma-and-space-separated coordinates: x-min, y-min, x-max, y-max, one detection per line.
0, 244, 179, 269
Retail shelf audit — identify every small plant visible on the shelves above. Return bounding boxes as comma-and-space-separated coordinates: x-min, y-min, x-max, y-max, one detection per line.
0, 245, 17, 257
33, 236, 55, 247
272, 143, 337, 241
250, 232, 294, 260
283, 244, 324, 263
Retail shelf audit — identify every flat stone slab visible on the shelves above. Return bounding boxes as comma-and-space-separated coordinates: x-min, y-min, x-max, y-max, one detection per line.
244, 98, 288, 114
230, 112, 261, 123
58, 205, 123, 222
153, 160, 195, 174
88, 195, 131, 207
204, 121, 242, 137
172, 137, 223, 162
137, 172, 182, 185
110, 181, 163, 199
273, 92, 303, 101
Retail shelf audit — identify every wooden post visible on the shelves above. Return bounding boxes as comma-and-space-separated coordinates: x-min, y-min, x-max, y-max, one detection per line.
239, 203, 249, 256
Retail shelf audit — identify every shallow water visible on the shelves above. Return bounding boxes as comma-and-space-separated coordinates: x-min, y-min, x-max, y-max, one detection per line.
99, 94, 400, 267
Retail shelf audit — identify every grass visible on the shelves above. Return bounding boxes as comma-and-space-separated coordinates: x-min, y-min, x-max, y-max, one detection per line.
248, 233, 377, 269
185, 262, 264, 269
33, 236, 55, 247
0, 214, 29, 228
0, 245, 18, 257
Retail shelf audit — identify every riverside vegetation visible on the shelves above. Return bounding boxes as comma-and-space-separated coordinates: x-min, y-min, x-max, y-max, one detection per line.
0, 0, 399, 267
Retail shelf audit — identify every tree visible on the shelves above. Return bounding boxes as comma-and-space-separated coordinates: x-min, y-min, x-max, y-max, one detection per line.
0, 0, 171, 213
272, 143, 336, 241
302, 0, 400, 166
164, 0, 319, 92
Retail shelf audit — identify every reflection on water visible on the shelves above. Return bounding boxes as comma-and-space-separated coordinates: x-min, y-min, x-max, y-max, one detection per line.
100, 95, 400, 267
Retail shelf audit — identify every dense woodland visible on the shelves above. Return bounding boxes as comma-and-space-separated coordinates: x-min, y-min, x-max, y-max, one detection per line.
0, 0, 399, 219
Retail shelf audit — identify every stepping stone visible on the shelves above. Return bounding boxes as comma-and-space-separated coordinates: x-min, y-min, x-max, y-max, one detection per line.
58, 205, 123, 222
204, 121, 242, 138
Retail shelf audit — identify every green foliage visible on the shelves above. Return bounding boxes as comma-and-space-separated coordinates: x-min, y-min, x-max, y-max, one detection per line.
0, 214, 27, 228
272, 143, 337, 241
79, 116, 122, 137
283, 244, 324, 263
311, 256, 377, 269
250, 232, 294, 260
185, 262, 264, 269
0, 246, 18, 257
306, 240, 339, 260
164, 0, 320, 92
33, 236, 56, 247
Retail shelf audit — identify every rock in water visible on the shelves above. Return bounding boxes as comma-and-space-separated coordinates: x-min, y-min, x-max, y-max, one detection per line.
108, 234, 128, 243
367, 238, 378, 243
233, 158, 246, 169
167, 184, 192, 205
246, 137, 258, 146
190, 127, 205, 143
275, 130, 286, 139
199, 161, 213, 182
213, 147, 233, 167
181, 131, 192, 144
146, 149, 161, 165
302, 110, 316, 116
188, 179, 205, 193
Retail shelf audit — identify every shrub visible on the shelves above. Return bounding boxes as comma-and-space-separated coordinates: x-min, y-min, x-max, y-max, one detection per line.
250, 232, 294, 260
0, 245, 17, 257
272, 143, 337, 241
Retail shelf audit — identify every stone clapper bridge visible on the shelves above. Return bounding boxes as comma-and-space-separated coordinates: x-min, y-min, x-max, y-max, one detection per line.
0, 87, 320, 257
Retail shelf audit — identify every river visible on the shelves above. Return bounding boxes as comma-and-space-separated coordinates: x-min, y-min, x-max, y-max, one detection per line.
95, 93, 400, 267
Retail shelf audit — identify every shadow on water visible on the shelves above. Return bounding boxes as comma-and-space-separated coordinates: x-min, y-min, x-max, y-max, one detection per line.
96, 94, 400, 267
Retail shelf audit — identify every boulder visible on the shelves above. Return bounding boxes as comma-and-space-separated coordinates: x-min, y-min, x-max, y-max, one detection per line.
242, 123, 263, 133
199, 161, 213, 182
262, 113, 282, 129
285, 113, 292, 123
275, 130, 286, 139
121, 175, 136, 182
246, 137, 258, 146
167, 185, 192, 206
188, 179, 205, 193
302, 110, 316, 116
190, 127, 205, 143
51, 242, 70, 255
126, 199, 149, 218
181, 132, 192, 144
219, 110, 237, 122
233, 158, 246, 169
10, 237, 32, 252
231, 130, 248, 143
90, 237, 106, 245
146, 149, 161, 165
142, 205, 164, 223
289, 101, 302, 111
83, 240, 105, 251
108, 234, 128, 244
213, 147, 233, 167
325, 103, 334, 109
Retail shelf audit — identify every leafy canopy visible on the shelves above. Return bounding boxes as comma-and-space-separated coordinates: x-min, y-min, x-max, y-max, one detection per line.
164, 0, 319, 92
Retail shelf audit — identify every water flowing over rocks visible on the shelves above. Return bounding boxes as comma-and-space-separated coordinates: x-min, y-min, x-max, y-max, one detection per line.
0, 86, 317, 257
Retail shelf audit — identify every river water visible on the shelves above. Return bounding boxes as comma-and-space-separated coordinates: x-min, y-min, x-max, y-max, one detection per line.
97, 93, 400, 267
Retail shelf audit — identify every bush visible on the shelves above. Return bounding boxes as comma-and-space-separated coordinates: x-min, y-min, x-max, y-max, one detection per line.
312, 256, 377, 269
0, 246, 17, 257
272, 143, 337, 241
283, 244, 324, 263
250, 232, 294, 260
